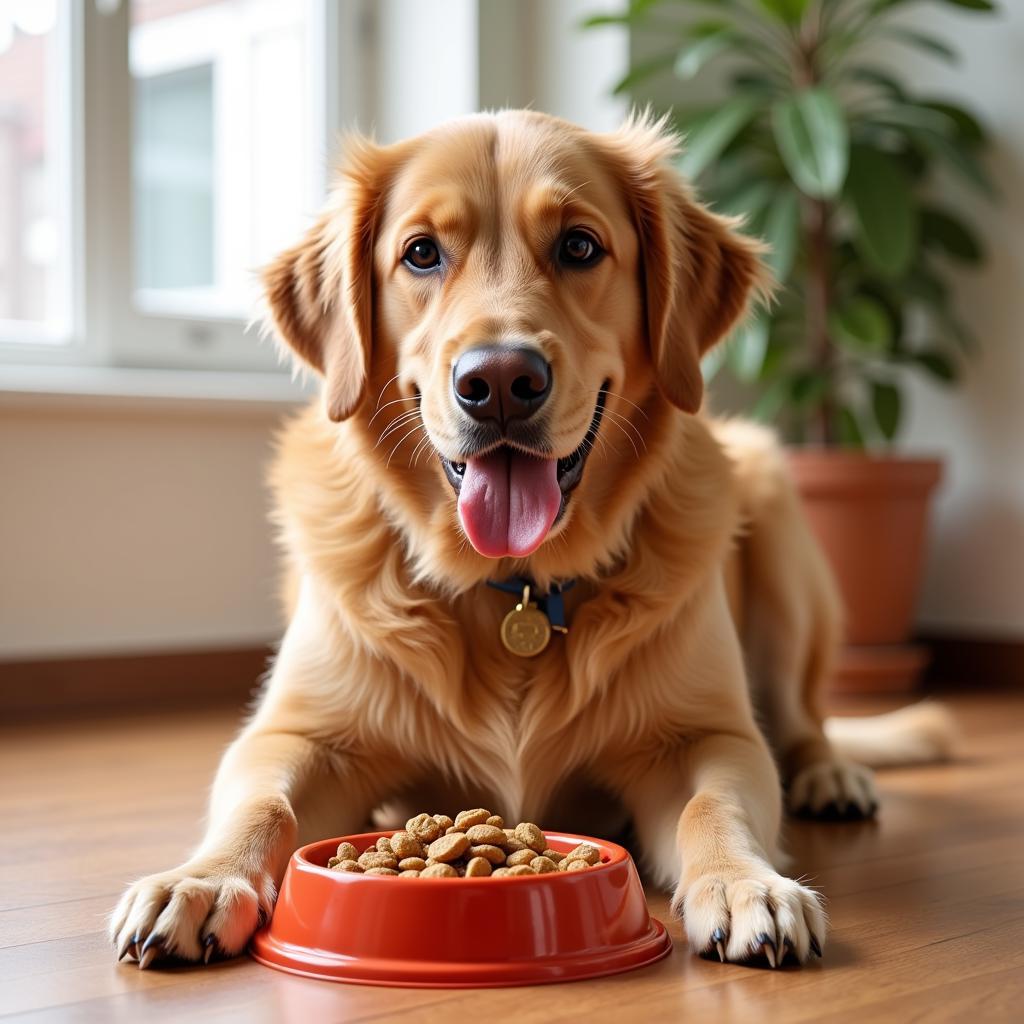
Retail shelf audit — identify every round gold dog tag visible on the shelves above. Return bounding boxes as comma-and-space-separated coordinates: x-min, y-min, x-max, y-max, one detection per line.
500, 604, 551, 657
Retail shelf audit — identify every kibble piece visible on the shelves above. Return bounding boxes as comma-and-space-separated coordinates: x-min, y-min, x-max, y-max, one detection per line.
454, 808, 491, 830
563, 858, 590, 873
406, 813, 442, 843
501, 833, 529, 853
358, 850, 399, 871
564, 842, 601, 866
376, 836, 394, 855
468, 844, 506, 865
541, 849, 564, 863
398, 856, 427, 872
335, 841, 359, 862
427, 832, 471, 863
399, 869, 421, 878
421, 863, 459, 878
333, 859, 363, 873
507, 848, 537, 867
514, 822, 548, 853
464, 856, 492, 877
491, 867, 511, 877
326, 856, 342, 868
389, 831, 422, 860
507, 864, 536, 876
445, 825, 462, 835
432, 814, 455, 832
364, 867, 399, 876
486, 814, 505, 829
465, 823, 506, 847
532, 856, 558, 874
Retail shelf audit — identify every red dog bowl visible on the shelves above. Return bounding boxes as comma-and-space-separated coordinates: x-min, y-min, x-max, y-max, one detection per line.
250, 830, 671, 987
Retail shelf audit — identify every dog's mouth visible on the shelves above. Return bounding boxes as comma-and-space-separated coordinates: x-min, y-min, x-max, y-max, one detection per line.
440, 387, 607, 559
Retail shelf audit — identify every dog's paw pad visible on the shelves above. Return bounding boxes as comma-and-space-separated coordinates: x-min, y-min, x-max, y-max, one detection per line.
787, 759, 878, 820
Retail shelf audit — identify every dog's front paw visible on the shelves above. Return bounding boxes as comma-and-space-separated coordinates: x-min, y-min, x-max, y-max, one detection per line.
109, 860, 276, 969
675, 867, 826, 967
787, 759, 878, 820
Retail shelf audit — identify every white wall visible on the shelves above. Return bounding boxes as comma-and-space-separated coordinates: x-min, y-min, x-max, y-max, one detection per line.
894, 4, 1024, 637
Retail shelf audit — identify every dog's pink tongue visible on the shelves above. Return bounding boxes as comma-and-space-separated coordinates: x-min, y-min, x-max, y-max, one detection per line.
458, 450, 561, 558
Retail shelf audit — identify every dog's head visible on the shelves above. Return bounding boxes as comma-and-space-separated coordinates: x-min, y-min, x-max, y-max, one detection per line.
264, 111, 767, 570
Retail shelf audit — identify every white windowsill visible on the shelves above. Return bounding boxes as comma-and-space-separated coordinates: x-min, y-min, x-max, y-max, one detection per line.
0, 364, 315, 414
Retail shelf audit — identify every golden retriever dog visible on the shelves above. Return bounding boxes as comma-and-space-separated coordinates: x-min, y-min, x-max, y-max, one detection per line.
111, 110, 952, 971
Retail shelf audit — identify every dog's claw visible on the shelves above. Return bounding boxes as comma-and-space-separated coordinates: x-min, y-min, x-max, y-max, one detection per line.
117, 932, 137, 962
202, 934, 217, 965
810, 933, 823, 958
710, 926, 727, 963
138, 941, 161, 970
757, 932, 777, 969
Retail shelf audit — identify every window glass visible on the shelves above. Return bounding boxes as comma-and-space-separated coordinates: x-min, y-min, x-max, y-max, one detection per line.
0, 0, 67, 333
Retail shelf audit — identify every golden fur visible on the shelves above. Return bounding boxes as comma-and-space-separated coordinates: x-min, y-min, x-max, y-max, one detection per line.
110, 111, 946, 971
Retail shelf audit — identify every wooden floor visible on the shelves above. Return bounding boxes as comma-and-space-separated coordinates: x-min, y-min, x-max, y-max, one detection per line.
2, 692, 1022, 1023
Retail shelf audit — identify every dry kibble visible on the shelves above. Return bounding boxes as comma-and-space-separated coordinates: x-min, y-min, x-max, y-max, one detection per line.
514, 822, 548, 853
328, 811, 603, 881
454, 808, 491, 830
507, 848, 537, 867
358, 850, 399, 871
468, 844, 506, 865
564, 843, 601, 866
335, 841, 359, 862
389, 831, 422, 860
465, 823, 506, 847
464, 856, 492, 877
406, 813, 442, 843
421, 863, 459, 878
427, 832, 471, 863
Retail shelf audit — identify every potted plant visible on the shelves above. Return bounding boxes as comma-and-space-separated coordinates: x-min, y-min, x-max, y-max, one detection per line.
585, 0, 998, 692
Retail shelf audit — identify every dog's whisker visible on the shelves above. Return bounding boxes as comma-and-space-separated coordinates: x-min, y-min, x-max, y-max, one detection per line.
603, 389, 650, 421
603, 416, 640, 461
386, 423, 426, 469
375, 410, 423, 448
602, 408, 647, 453
367, 395, 420, 427
374, 373, 402, 411
409, 433, 435, 469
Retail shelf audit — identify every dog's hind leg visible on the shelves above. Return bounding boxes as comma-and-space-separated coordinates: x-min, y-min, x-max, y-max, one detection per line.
716, 420, 878, 820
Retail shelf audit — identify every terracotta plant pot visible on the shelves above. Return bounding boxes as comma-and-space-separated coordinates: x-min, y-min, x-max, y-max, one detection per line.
787, 451, 943, 695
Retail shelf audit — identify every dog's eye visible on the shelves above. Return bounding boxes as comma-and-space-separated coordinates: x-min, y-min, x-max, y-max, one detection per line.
402, 237, 442, 272
558, 229, 603, 268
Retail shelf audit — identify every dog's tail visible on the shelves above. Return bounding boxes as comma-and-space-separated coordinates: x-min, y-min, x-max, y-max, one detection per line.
824, 702, 958, 768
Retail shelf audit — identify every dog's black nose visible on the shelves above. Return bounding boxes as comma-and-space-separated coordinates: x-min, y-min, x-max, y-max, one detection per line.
452, 345, 552, 426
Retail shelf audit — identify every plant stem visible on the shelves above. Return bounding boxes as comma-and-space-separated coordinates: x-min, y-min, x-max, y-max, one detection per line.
805, 197, 835, 446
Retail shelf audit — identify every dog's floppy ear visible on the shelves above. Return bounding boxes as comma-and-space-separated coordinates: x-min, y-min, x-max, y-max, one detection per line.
608, 114, 771, 413
263, 137, 388, 422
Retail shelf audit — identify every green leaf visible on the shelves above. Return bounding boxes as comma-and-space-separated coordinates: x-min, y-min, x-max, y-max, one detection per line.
757, 0, 811, 24
837, 405, 866, 448
942, 0, 996, 10
845, 66, 906, 100
791, 370, 830, 407
752, 378, 790, 423
760, 188, 800, 280
867, 103, 957, 136
844, 144, 917, 277
921, 100, 987, 146
888, 28, 959, 63
871, 380, 902, 440
912, 127, 998, 196
772, 88, 849, 198
678, 97, 760, 180
913, 350, 959, 383
831, 295, 894, 352
611, 52, 677, 95
902, 264, 950, 306
920, 207, 984, 263
674, 31, 734, 80
716, 179, 776, 220
728, 316, 770, 381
